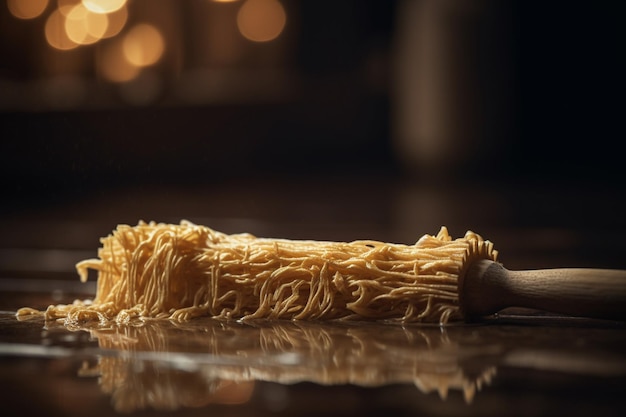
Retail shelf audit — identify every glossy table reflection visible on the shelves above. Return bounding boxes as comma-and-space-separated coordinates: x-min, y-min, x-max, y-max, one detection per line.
1, 180, 626, 416
2, 299, 626, 416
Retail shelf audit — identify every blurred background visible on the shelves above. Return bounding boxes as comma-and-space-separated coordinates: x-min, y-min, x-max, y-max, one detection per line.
0, 0, 625, 286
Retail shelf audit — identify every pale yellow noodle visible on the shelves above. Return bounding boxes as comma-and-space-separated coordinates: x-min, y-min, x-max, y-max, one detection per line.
17, 221, 497, 325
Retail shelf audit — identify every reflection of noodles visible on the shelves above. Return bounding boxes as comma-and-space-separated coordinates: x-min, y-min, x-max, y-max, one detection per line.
17, 221, 497, 325
72, 320, 497, 412
80, 355, 254, 412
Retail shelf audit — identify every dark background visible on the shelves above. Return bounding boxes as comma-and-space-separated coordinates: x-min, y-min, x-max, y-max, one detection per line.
0, 0, 624, 272
2, 1, 623, 195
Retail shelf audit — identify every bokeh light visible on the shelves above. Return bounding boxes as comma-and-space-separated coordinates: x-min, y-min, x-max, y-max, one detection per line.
43, 1, 130, 51
58, 0, 81, 16
82, 0, 127, 14
122, 24, 165, 67
45, 9, 79, 50
65, 3, 109, 45
7, 0, 49, 20
237, 0, 286, 42
98, 38, 140, 82
101, 4, 128, 38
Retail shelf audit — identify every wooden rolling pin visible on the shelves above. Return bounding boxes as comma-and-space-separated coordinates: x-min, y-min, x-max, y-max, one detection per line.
461, 260, 626, 321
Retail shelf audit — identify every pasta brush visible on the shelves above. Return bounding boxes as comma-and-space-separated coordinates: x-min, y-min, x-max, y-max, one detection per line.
16, 221, 626, 325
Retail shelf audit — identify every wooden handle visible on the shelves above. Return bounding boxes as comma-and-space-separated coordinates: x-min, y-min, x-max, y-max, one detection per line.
461, 260, 626, 321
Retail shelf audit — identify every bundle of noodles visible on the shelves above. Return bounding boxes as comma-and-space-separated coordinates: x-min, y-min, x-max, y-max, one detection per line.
17, 220, 497, 325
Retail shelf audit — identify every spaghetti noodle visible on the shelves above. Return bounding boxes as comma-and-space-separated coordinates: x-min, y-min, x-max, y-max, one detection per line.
17, 221, 497, 325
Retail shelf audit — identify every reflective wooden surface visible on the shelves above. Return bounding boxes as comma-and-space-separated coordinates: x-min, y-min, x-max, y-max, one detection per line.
2, 308, 626, 416
1, 180, 625, 416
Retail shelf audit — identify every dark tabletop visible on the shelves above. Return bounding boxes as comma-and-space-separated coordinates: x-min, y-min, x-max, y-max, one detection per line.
1, 179, 625, 417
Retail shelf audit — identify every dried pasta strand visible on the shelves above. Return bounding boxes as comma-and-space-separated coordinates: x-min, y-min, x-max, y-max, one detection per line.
16, 221, 498, 325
